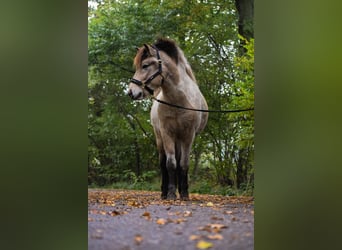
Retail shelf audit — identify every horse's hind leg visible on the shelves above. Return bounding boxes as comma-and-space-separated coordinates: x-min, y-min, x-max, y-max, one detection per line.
178, 166, 188, 200
179, 165, 189, 200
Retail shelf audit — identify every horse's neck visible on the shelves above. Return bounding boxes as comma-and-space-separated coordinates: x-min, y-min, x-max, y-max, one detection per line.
160, 79, 196, 111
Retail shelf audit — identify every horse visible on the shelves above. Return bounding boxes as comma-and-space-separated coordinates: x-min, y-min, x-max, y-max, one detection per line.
128, 38, 208, 200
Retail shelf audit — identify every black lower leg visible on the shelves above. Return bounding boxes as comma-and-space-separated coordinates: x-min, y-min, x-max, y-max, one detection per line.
179, 169, 189, 200
160, 155, 168, 199
166, 158, 177, 200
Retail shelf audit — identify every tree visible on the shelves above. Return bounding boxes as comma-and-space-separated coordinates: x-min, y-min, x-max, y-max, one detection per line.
88, 0, 254, 194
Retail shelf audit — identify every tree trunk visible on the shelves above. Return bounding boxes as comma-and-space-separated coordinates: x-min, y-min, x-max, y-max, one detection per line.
236, 149, 248, 189
235, 0, 254, 40
192, 149, 201, 180
124, 114, 142, 177
134, 135, 141, 177
235, 0, 254, 54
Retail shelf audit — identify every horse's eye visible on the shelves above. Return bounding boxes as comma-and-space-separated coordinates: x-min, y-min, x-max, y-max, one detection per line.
142, 64, 150, 69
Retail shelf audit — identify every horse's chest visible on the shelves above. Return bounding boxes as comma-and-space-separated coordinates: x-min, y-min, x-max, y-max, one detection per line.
158, 111, 197, 136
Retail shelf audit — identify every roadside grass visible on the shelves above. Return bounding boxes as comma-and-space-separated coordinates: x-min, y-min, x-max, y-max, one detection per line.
88, 179, 253, 197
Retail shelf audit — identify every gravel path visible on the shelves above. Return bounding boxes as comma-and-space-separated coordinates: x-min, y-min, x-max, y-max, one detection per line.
88, 189, 254, 250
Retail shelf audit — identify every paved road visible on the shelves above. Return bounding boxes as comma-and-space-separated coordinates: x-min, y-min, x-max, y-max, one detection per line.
88, 189, 254, 250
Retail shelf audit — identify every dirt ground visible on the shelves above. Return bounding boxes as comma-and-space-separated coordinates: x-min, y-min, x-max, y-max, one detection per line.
88, 189, 254, 250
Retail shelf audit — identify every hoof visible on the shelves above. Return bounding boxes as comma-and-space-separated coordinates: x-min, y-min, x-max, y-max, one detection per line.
180, 194, 189, 201
167, 192, 177, 200
161, 194, 167, 200
180, 191, 189, 201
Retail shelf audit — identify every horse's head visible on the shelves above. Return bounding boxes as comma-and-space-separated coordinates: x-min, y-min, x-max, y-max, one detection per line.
128, 44, 164, 100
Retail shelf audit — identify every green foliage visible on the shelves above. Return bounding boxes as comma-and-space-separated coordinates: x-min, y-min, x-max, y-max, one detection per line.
88, 0, 254, 195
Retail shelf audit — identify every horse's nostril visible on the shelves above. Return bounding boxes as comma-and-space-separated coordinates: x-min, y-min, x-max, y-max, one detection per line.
128, 89, 133, 98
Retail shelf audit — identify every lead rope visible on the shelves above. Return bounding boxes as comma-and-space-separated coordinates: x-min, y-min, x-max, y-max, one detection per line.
150, 96, 254, 113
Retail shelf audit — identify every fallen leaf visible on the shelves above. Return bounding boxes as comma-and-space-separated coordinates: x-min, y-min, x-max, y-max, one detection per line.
175, 218, 187, 224
142, 211, 151, 218
209, 224, 228, 230
156, 218, 167, 225
142, 211, 150, 217
196, 240, 213, 249
207, 234, 223, 240
189, 235, 202, 241
206, 202, 214, 207
199, 224, 228, 233
110, 210, 121, 216
198, 226, 212, 233
183, 211, 192, 217
167, 218, 175, 223
245, 232, 252, 237
142, 211, 151, 220
224, 210, 233, 214
134, 234, 143, 245
210, 216, 223, 221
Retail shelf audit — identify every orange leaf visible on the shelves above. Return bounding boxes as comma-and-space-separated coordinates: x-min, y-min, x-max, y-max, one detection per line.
189, 235, 201, 241
134, 234, 143, 245
142, 211, 150, 217
110, 210, 121, 216
156, 218, 167, 225
210, 216, 223, 221
209, 224, 227, 230
207, 234, 223, 240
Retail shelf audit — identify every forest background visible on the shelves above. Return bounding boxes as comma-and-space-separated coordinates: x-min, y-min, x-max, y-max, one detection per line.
88, 0, 254, 195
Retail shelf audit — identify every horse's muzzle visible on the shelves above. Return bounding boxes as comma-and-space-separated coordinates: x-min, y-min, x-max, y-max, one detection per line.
128, 88, 144, 100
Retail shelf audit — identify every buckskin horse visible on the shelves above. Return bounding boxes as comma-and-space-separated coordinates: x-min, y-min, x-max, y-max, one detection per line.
128, 38, 208, 200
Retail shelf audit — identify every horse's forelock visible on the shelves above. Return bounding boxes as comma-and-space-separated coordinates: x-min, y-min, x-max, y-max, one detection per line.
133, 46, 150, 67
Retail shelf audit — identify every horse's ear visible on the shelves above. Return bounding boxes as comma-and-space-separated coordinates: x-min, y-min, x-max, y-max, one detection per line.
143, 44, 151, 56
136, 47, 140, 51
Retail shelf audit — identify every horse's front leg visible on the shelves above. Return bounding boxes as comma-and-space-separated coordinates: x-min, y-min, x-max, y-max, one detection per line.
165, 152, 177, 200
159, 153, 168, 199
179, 137, 195, 200
162, 138, 177, 200
159, 128, 177, 200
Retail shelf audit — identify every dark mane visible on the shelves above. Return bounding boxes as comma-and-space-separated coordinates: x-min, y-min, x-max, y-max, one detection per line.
153, 38, 179, 64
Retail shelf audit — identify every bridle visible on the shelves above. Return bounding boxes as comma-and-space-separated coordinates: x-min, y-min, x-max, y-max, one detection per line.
129, 45, 164, 95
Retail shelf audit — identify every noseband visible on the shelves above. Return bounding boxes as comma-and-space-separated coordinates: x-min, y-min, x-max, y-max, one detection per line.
130, 45, 164, 95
